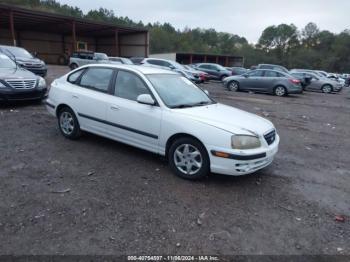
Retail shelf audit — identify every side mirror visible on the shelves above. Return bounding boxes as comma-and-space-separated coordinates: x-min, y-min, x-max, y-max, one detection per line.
137, 94, 155, 105
204, 90, 209, 95
243, 74, 249, 78
33, 52, 38, 58
169, 65, 175, 70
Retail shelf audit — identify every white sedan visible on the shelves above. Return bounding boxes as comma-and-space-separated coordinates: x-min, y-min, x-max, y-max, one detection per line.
46, 64, 279, 180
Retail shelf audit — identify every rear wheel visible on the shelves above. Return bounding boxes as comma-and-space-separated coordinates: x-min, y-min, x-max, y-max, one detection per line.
58, 107, 81, 139
220, 75, 228, 81
274, 86, 287, 97
168, 137, 210, 180
227, 81, 239, 92
322, 84, 332, 94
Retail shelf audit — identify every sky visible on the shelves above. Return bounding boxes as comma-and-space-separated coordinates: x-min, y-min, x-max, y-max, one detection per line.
57, 0, 350, 43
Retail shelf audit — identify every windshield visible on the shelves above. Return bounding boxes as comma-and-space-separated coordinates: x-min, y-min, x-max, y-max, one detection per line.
95, 53, 108, 60
3, 47, 33, 59
147, 74, 214, 108
0, 53, 17, 68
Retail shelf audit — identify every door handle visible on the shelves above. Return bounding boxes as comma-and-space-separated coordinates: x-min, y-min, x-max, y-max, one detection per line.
72, 95, 79, 99
110, 105, 120, 111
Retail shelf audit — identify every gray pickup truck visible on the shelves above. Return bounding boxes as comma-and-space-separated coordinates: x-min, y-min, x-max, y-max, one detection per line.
69, 51, 112, 70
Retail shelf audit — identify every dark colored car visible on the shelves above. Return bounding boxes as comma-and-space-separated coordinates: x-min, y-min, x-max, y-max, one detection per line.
0, 45, 47, 77
0, 53, 47, 102
223, 69, 302, 96
194, 63, 232, 81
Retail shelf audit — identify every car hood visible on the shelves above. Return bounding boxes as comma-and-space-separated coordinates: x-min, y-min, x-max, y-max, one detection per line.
16, 57, 44, 64
0, 67, 37, 79
175, 103, 274, 136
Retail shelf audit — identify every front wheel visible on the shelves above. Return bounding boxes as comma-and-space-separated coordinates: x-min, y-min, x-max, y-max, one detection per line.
322, 84, 332, 94
274, 86, 287, 97
168, 137, 210, 180
58, 107, 81, 139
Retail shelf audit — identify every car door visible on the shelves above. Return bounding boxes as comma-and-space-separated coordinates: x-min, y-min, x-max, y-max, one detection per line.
105, 70, 162, 153
260, 70, 280, 93
304, 73, 321, 91
67, 67, 115, 134
240, 70, 265, 91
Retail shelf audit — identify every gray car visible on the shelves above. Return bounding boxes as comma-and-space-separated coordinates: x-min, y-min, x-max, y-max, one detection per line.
194, 63, 232, 81
290, 70, 342, 93
223, 69, 302, 96
141, 58, 201, 83
0, 53, 47, 102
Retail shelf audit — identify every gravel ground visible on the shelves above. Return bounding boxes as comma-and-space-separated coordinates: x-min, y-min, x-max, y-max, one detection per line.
0, 65, 349, 256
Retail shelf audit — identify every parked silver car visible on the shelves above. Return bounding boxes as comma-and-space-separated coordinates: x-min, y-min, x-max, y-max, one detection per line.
141, 58, 201, 83
223, 69, 302, 96
290, 70, 342, 93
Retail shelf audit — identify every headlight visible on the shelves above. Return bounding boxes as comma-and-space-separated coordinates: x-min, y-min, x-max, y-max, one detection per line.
38, 77, 46, 88
231, 135, 261, 149
0, 82, 7, 89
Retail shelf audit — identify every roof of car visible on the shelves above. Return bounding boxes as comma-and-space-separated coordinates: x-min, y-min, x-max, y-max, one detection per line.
78, 64, 178, 75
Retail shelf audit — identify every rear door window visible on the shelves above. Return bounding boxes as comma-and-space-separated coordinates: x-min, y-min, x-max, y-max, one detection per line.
264, 71, 279, 77
248, 70, 264, 77
79, 67, 114, 92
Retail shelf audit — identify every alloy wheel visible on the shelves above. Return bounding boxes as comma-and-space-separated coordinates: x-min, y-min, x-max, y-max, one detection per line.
173, 144, 203, 175
275, 86, 286, 96
60, 111, 74, 135
322, 85, 332, 93
228, 81, 238, 91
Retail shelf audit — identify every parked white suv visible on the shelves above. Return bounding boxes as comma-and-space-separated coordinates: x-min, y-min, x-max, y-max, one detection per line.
46, 64, 279, 179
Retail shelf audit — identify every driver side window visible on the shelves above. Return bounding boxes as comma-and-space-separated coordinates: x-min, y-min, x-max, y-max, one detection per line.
114, 71, 150, 101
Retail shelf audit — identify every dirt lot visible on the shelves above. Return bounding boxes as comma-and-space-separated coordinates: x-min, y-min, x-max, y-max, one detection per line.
0, 65, 349, 256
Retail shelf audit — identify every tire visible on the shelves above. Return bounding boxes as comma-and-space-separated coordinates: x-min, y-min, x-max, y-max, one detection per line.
322, 84, 332, 94
168, 137, 210, 180
220, 75, 228, 81
69, 63, 78, 70
57, 107, 81, 140
274, 86, 287, 97
227, 81, 239, 92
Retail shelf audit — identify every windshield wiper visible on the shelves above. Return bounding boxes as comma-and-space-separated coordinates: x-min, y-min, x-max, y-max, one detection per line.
191, 101, 213, 107
171, 104, 194, 109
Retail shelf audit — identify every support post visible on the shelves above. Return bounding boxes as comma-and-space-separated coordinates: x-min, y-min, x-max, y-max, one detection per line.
9, 10, 16, 46
204, 55, 207, 62
225, 56, 229, 67
114, 29, 119, 56
144, 32, 149, 57
72, 20, 77, 52
189, 54, 193, 64
216, 56, 219, 64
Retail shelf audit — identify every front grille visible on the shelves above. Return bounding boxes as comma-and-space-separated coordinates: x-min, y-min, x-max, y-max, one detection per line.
5, 79, 37, 89
264, 129, 276, 145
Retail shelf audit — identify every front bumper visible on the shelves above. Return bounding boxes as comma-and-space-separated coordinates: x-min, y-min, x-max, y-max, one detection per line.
0, 88, 47, 101
208, 134, 280, 176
